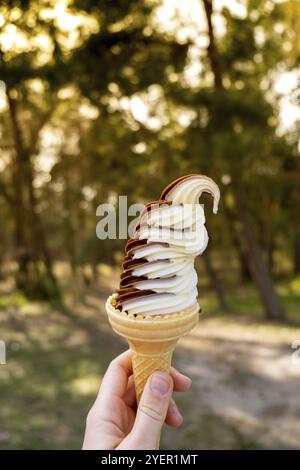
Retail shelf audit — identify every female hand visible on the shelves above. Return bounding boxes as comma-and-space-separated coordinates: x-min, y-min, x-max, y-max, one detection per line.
83, 350, 192, 450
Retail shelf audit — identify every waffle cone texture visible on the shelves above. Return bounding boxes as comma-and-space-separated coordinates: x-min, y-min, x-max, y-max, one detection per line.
106, 295, 199, 402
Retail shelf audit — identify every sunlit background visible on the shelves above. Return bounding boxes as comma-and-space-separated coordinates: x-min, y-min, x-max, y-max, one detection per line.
0, 0, 300, 450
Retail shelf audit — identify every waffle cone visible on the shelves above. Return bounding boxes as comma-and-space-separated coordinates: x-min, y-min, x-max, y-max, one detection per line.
106, 295, 199, 402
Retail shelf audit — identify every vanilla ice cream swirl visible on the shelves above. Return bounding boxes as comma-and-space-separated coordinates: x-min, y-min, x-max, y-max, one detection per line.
116, 175, 220, 317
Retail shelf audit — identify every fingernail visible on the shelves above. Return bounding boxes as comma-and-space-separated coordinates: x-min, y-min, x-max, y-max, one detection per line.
169, 400, 183, 426
185, 377, 192, 389
179, 371, 192, 384
150, 372, 171, 397
171, 401, 182, 419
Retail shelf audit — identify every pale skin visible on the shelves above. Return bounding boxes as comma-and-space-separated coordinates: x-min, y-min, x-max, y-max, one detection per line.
83, 350, 192, 450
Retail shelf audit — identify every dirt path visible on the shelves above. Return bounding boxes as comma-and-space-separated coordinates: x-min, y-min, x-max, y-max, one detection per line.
164, 318, 300, 449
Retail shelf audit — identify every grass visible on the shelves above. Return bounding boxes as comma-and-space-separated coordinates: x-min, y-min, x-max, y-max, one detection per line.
0, 287, 124, 449
0, 291, 29, 309
201, 278, 300, 324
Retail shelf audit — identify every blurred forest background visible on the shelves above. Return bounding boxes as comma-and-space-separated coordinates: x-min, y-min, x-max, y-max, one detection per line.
1, 0, 300, 450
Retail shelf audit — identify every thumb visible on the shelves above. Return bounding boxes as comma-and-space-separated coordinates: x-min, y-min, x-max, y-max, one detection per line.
129, 372, 173, 449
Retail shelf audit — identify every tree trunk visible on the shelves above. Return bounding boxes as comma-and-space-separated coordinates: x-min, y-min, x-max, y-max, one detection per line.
201, 0, 284, 320
63, 176, 78, 274
223, 202, 252, 282
267, 240, 275, 274
25, 150, 58, 287
293, 229, 300, 275
7, 93, 32, 284
237, 207, 284, 320
260, 190, 275, 273
92, 262, 99, 282
292, 164, 300, 275
202, 251, 229, 311
7, 90, 59, 297
232, 222, 252, 282
202, 0, 223, 90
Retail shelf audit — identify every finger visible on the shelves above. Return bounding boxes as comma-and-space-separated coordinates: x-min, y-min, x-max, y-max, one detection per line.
123, 375, 137, 409
124, 367, 191, 410
83, 350, 134, 450
170, 367, 192, 392
97, 350, 132, 401
124, 378, 185, 425
121, 372, 173, 450
165, 398, 183, 427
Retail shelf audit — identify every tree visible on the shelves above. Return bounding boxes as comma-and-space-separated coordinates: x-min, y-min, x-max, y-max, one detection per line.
199, 0, 285, 320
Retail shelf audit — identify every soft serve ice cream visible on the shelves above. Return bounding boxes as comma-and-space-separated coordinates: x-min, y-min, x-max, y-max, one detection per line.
115, 175, 220, 317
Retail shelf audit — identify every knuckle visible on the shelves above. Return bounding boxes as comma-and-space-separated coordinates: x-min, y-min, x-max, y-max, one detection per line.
108, 357, 119, 369
139, 403, 163, 423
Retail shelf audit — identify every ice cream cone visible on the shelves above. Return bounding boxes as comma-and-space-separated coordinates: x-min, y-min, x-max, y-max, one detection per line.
106, 294, 199, 402
103, 175, 219, 449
